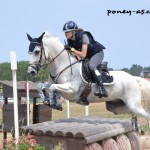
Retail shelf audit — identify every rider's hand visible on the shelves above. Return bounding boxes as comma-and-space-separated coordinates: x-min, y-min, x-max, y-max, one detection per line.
64, 44, 71, 51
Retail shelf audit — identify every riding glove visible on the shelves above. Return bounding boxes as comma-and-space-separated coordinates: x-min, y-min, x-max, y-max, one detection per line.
64, 44, 71, 51
64, 45, 75, 52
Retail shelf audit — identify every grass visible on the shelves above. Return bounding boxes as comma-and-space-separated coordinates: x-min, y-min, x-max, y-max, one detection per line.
52, 101, 146, 121
0, 102, 149, 141
52, 102, 115, 120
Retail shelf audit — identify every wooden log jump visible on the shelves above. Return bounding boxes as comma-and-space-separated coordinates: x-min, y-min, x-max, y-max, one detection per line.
21, 116, 134, 150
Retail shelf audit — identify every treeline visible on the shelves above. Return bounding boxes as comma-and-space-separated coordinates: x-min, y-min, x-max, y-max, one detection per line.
0, 61, 150, 82
0, 61, 49, 82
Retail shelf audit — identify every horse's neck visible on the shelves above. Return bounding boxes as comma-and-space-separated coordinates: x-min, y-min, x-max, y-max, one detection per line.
50, 52, 77, 77
45, 38, 77, 75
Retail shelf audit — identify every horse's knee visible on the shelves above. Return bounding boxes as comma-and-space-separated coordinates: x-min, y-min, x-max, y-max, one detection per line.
49, 84, 55, 92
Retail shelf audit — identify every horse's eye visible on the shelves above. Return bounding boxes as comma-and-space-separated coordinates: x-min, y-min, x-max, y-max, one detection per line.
34, 50, 40, 55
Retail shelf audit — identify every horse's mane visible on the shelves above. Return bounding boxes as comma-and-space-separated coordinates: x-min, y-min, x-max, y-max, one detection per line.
43, 32, 63, 48
42, 32, 78, 61
42, 32, 77, 61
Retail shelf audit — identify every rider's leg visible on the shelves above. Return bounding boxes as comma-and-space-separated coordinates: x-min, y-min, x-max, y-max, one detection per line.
93, 68, 108, 97
89, 51, 108, 98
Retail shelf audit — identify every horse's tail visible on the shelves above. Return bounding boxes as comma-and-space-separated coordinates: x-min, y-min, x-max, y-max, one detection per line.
135, 76, 150, 112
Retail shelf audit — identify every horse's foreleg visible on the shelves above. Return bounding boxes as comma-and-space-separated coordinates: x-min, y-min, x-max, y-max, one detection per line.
49, 91, 63, 111
48, 83, 76, 110
37, 82, 51, 103
49, 83, 75, 95
37, 82, 63, 111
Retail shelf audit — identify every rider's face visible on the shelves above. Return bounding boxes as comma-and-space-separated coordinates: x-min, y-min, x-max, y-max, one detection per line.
65, 31, 73, 39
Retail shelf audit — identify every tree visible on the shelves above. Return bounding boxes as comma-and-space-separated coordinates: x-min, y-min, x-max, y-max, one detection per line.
0, 61, 149, 81
121, 68, 130, 74
0, 62, 12, 80
129, 64, 143, 76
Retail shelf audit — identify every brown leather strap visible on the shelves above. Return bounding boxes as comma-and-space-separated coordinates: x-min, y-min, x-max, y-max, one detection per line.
79, 83, 92, 100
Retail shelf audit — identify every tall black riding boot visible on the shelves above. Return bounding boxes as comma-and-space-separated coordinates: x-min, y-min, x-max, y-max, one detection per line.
93, 69, 108, 98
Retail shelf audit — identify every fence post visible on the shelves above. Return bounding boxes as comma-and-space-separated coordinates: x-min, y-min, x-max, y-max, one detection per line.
66, 100, 70, 118
10, 51, 19, 143
85, 106, 89, 116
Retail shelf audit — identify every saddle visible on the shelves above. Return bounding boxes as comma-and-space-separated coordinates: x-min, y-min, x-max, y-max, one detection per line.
77, 59, 113, 106
82, 59, 113, 84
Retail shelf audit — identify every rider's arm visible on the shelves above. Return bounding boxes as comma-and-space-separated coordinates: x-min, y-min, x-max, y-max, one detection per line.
72, 34, 89, 58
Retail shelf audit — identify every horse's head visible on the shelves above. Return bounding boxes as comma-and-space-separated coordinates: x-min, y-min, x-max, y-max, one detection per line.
27, 32, 45, 76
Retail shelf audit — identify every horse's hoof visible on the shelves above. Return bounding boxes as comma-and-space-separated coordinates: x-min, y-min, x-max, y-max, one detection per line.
56, 104, 63, 111
50, 103, 63, 111
56, 106, 63, 111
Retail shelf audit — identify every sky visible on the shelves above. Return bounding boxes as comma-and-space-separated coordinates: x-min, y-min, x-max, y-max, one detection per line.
0, 0, 150, 69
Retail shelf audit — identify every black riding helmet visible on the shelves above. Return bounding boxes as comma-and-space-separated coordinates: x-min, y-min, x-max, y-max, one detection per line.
63, 21, 78, 32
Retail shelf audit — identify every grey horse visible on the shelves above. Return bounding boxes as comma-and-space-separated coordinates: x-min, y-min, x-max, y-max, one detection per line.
27, 32, 150, 131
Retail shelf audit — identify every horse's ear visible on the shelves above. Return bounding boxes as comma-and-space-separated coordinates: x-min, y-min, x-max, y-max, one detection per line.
37, 32, 45, 43
26, 33, 33, 42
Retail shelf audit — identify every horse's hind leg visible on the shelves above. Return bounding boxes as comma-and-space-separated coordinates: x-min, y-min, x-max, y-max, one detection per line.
125, 100, 150, 132
131, 113, 141, 132
131, 114, 149, 135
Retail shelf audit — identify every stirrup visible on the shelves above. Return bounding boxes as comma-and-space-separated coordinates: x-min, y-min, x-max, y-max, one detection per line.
94, 86, 102, 98
94, 91, 102, 98
94, 87, 108, 98
101, 88, 108, 97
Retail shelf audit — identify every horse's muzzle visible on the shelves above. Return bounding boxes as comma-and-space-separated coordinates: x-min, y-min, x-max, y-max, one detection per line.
28, 65, 38, 76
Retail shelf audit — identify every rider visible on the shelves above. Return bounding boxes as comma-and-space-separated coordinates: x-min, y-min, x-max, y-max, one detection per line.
63, 21, 108, 98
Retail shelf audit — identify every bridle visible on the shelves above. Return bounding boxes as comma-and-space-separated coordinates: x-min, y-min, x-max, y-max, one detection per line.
29, 42, 79, 83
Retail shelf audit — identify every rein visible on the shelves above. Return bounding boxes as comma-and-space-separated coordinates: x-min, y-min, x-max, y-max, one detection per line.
37, 43, 80, 83
41, 47, 65, 68
50, 60, 79, 83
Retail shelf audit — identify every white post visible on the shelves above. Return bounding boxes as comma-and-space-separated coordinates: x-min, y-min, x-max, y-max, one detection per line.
10, 51, 19, 143
85, 106, 89, 116
26, 81, 30, 125
66, 100, 70, 118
